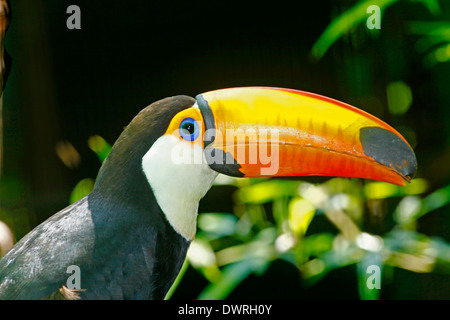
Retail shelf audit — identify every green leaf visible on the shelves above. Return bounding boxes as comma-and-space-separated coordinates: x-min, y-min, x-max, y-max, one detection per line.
165, 258, 189, 300
234, 180, 301, 204
69, 178, 94, 204
386, 81, 413, 115
357, 252, 383, 300
424, 43, 450, 68
364, 178, 428, 199
310, 0, 398, 60
417, 183, 450, 218
310, 0, 441, 60
197, 213, 238, 237
302, 233, 335, 259
88, 135, 112, 163
416, 0, 442, 16
197, 258, 270, 300
288, 198, 316, 236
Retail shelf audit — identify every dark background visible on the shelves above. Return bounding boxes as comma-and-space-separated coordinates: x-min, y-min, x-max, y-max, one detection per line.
1, 0, 449, 299
3, 1, 335, 217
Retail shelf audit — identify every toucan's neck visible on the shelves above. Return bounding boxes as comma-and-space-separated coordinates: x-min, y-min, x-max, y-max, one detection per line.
93, 140, 151, 212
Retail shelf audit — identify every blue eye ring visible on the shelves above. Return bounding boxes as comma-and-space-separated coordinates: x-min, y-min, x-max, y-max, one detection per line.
179, 118, 200, 141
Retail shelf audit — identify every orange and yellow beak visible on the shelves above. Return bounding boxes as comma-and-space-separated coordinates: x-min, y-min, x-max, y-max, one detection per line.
196, 87, 417, 186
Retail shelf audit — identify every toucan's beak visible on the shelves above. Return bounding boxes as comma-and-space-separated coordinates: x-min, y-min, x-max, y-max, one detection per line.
196, 87, 417, 186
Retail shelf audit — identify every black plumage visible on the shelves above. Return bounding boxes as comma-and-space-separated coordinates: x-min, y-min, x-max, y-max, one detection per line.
0, 95, 195, 299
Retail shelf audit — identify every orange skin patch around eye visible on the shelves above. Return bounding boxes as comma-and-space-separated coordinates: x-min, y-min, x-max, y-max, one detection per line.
164, 106, 205, 148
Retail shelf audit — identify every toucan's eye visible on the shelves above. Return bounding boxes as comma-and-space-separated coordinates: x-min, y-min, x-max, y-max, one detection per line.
179, 118, 200, 141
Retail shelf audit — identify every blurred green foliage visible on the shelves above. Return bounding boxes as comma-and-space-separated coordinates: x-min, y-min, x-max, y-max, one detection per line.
408, 20, 450, 67
310, 0, 442, 61
69, 135, 111, 204
164, 177, 450, 300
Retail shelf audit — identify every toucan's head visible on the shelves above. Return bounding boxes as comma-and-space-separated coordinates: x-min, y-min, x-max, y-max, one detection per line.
97, 87, 417, 241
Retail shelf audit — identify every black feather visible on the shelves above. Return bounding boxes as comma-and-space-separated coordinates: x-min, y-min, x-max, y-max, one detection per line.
0, 95, 194, 299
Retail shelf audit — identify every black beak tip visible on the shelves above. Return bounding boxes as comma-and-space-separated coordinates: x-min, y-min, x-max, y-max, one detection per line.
360, 127, 417, 181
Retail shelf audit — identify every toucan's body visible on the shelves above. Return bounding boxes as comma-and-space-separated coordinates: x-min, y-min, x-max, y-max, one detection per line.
0, 87, 416, 299
0, 195, 188, 299
0, 96, 194, 299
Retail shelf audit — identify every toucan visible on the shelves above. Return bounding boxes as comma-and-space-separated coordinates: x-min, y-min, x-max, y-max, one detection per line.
0, 87, 416, 299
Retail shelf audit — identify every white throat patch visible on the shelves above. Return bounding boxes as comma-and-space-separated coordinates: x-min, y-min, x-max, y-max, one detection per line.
142, 135, 218, 241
